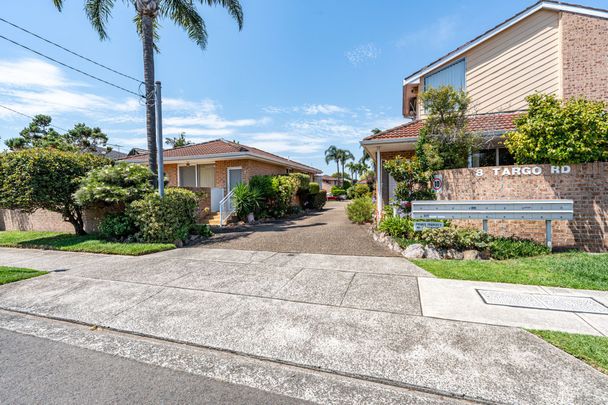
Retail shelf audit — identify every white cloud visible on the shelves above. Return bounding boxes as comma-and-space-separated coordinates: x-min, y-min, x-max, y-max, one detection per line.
345, 43, 381, 66
302, 104, 349, 115
0, 58, 73, 88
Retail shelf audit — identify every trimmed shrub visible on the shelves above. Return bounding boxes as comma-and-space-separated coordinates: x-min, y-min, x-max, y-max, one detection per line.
346, 197, 374, 224
418, 227, 492, 251
342, 180, 352, 190
249, 175, 276, 200
378, 216, 414, 239
271, 175, 298, 217
309, 190, 327, 210
98, 212, 137, 240
75, 162, 154, 207
308, 182, 320, 194
490, 237, 550, 260
331, 186, 346, 196
190, 223, 213, 237
289, 173, 311, 192
347, 183, 370, 199
127, 188, 198, 243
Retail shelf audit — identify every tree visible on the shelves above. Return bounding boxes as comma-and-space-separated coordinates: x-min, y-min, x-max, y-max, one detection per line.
165, 132, 192, 148
370, 128, 382, 135
5, 115, 110, 153
336, 149, 354, 186
52, 0, 244, 184
324, 145, 340, 181
0, 148, 108, 234
345, 161, 359, 181
419, 85, 481, 169
504, 93, 608, 164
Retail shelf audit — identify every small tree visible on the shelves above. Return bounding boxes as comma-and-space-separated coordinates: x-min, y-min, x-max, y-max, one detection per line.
419, 86, 481, 169
0, 149, 108, 234
165, 132, 193, 148
505, 93, 608, 164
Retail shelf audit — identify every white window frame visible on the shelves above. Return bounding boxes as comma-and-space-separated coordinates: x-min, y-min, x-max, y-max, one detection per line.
177, 163, 198, 187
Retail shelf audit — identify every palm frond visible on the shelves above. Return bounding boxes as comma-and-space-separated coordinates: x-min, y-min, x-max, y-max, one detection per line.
52, 0, 63, 11
200, 0, 243, 30
162, 0, 208, 49
85, 0, 116, 40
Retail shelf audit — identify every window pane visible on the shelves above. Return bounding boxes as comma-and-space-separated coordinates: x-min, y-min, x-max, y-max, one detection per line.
498, 148, 515, 166
179, 166, 196, 187
424, 59, 466, 91
197, 165, 215, 188
472, 149, 496, 167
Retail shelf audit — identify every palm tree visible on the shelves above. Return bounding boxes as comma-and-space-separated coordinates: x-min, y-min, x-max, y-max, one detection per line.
345, 161, 358, 182
336, 149, 354, 186
52, 0, 243, 183
324, 145, 340, 180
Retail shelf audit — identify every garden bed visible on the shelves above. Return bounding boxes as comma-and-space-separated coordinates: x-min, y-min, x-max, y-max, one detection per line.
0, 231, 175, 256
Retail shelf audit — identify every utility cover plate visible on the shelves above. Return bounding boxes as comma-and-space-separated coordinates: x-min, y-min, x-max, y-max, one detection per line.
477, 289, 608, 315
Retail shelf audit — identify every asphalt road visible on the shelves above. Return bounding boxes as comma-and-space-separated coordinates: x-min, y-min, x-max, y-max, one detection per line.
0, 328, 308, 405
203, 200, 398, 256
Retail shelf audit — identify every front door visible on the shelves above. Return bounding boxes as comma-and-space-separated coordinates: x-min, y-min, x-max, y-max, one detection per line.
227, 167, 243, 192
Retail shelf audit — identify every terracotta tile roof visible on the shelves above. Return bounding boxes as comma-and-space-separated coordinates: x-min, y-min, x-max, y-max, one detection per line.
362, 112, 521, 142
121, 139, 321, 173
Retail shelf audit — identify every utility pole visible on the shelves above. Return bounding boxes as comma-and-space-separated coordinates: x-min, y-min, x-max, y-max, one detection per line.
155, 81, 165, 197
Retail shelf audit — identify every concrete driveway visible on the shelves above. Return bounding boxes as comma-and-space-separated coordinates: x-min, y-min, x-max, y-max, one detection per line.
1, 246, 607, 404
202, 200, 399, 256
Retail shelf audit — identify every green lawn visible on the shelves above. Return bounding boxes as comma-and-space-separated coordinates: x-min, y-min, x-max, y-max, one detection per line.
530, 330, 608, 374
0, 231, 175, 256
412, 252, 608, 290
0, 266, 47, 285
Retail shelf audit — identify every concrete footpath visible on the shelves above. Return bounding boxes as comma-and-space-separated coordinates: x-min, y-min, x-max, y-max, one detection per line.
1, 247, 608, 404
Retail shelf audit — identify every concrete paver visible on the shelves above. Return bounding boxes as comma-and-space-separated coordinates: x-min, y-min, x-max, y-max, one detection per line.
272, 268, 354, 306
418, 277, 605, 335
341, 273, 422, 315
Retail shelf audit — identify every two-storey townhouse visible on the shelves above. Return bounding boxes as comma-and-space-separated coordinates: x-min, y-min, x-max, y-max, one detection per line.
361, 1, 608, 212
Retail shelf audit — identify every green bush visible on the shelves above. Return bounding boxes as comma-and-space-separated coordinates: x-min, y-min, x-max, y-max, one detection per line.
249, 175, 276, 200
98, 212, 137, 240
418, 227, 492, 251
0, 148, 108, 235
127, 188, 198, 243
289, 173, 311, 192
489, 237, 550, 260
378, 216, 414, 239
331, 186, 346, 196
75, 162, 155, 207
270, 175, 298, 217
347, 183, 370, 199
232, 183, 263, 219
346, 197, 374, 224
190, 223, 213, 238
308, 190, 327, 210
505, 93, 608, 164
342, 180, 352, 190
308, 182, 320, 194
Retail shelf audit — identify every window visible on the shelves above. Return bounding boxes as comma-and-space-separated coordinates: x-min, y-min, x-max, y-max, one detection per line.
178, 165, 196, 187
471, 149, 496, 167
498, 148, 515, 166
197, 164, 215, 187
423, 59, 466, 91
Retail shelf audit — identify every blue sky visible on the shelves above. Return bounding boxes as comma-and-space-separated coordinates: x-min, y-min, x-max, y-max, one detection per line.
1, 0, 607, 172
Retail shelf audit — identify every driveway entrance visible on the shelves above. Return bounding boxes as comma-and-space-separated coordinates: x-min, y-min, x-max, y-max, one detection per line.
204, 200, 398, 256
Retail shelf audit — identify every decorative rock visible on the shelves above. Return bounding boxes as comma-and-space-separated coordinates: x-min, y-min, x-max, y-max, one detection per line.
424, 245, 443, 260
463, 250, 481, 260
402, 243, 426, 259
174, 239, 184, 248
445, 249, 464, 260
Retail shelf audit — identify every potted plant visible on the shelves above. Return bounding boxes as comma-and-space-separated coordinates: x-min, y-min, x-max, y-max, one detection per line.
232, 184, 262, 223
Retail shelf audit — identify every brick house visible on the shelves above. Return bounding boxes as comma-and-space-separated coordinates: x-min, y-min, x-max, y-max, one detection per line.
122, 139, 321, 212
361, 0, 608, 213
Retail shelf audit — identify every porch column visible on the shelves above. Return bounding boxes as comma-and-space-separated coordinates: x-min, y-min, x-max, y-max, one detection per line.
376, 147, 383, 216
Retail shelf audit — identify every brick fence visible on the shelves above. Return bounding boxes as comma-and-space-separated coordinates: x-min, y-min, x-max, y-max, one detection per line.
436, 162, 607, 252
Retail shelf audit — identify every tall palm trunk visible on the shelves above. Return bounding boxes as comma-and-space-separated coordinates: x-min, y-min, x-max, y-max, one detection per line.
140, 1, 158, 184
336, 161, 339, 184
341, 161, 345, 186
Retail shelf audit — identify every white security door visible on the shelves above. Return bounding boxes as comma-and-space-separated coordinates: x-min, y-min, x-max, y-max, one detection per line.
227, 167, 243, 192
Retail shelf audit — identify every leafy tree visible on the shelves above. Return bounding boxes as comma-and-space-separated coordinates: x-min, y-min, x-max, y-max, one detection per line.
165, 132, 193, 148
52, 0, 244, 182
383, 155, 435, 205
504, 93, 608, 164
5, 115, 110, 153
419, 85, 481, 169
0, 148, 108, 234
75, 163, 155, 207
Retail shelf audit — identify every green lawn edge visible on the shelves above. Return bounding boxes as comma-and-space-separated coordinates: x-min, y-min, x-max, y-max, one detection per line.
529, 329, 608, 375
411, 252, 608, 291
0, 266, 48, 285
0, 231, 175, 256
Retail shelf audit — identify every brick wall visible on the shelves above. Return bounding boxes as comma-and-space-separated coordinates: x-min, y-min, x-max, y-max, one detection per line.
561, 12, 608, 102
436, 162, 607, 252
165, 164, 178, 186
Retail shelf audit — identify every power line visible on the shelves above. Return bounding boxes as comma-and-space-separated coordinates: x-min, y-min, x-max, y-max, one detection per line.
0, 104, 70, 132
0, 17, 142, 85
0, 34, 143, 99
